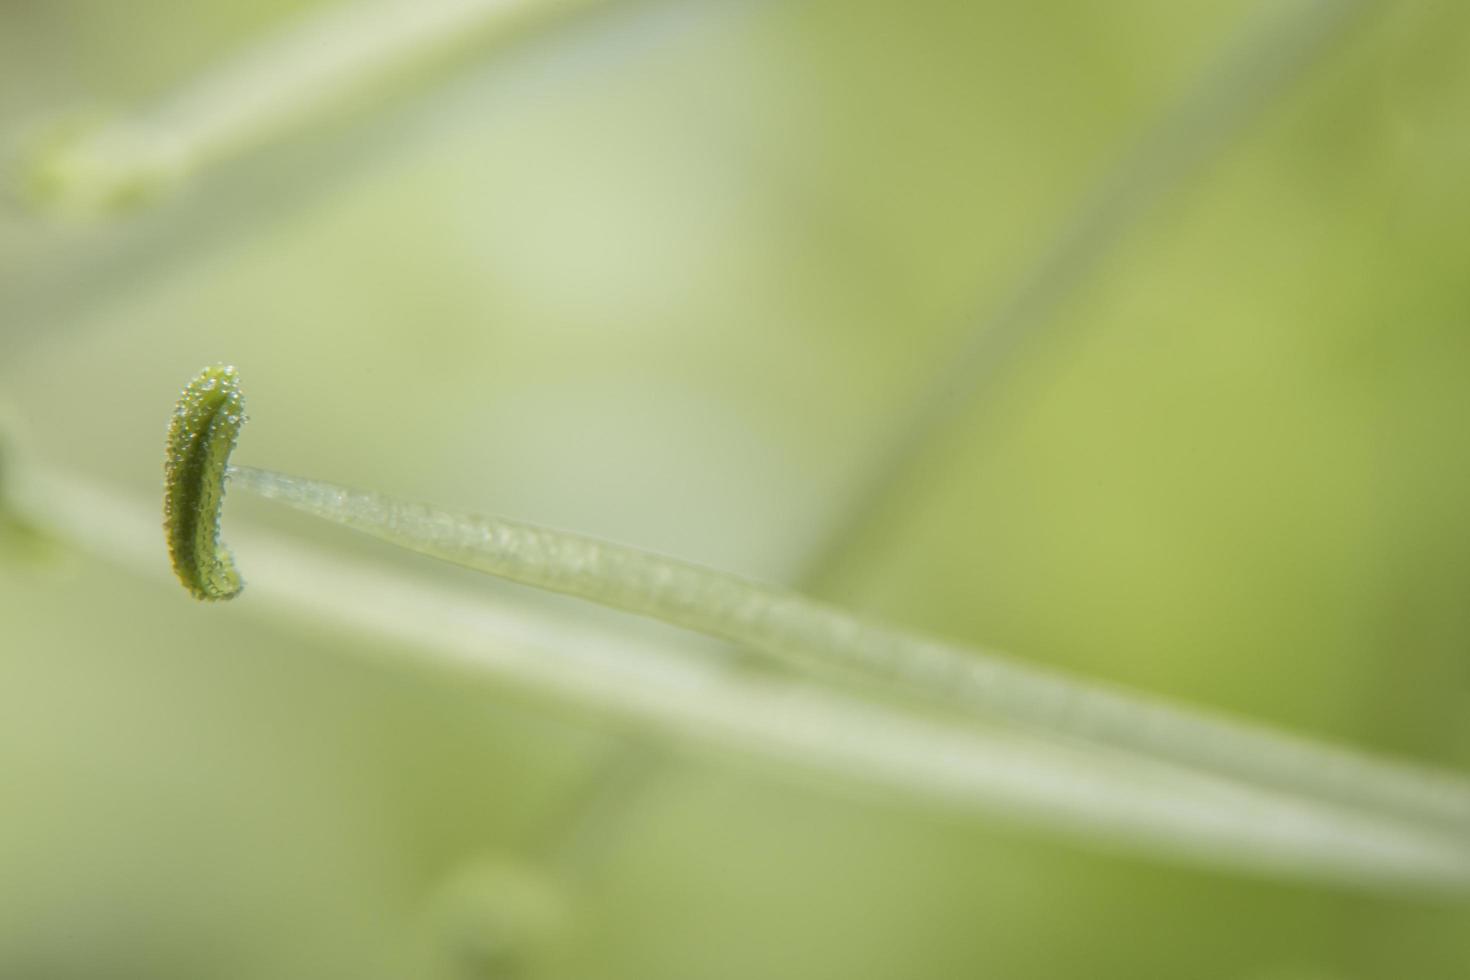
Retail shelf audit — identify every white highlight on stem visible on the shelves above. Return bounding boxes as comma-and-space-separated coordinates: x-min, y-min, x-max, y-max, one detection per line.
19, 0, 601, 215
226, 464, 1470, 839
17, 465, 1470, 892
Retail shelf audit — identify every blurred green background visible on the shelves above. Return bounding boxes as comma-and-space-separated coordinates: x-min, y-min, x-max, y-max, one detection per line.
2, 0, 1468, 976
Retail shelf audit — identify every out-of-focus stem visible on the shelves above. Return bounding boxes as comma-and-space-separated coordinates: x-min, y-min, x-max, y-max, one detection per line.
16, 0, 605, 216
797, 0, 1380, 591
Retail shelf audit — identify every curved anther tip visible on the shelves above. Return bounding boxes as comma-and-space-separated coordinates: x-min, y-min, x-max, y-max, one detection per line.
164, 364, 247, 600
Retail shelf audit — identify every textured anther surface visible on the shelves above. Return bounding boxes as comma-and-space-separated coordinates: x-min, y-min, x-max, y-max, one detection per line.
163, 364, 246, 600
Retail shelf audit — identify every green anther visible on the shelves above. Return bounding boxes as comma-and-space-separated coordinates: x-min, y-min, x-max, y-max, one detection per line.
163, 364, 246, 600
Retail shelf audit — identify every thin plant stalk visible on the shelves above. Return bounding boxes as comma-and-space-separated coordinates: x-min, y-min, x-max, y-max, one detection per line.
797, 0, 1379, 590
12, 462, 1470, 892
226, 463, 1470, 838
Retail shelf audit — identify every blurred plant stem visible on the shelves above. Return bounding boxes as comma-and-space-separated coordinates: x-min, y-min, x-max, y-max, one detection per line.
0, 432, 65, 566
1, 0, 651, 371
16, 0, 611, 218
796, 0, 1380, 596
